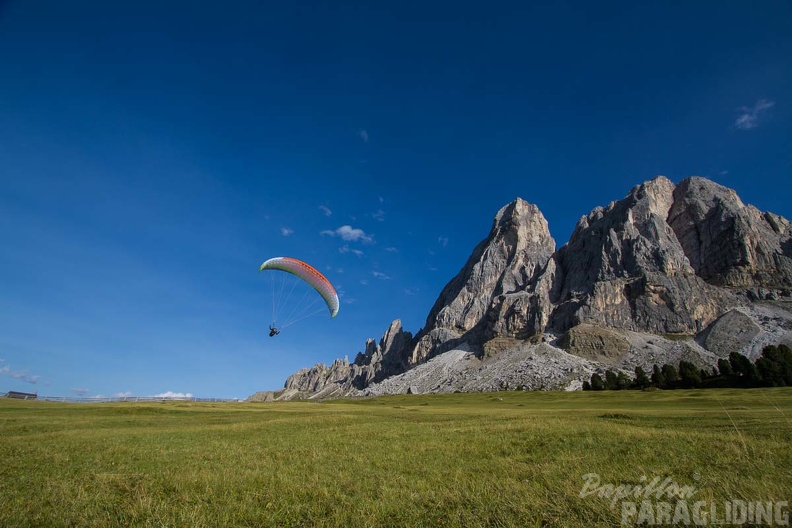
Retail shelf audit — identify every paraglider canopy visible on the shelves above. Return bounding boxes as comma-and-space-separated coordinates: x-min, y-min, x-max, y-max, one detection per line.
259, 257, 339, 329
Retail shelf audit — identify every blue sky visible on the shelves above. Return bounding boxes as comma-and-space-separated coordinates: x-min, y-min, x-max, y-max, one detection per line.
1, 1, 790, 398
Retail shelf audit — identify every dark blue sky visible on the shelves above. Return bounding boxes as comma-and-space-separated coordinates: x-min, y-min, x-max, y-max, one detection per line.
1, 1, 790, 397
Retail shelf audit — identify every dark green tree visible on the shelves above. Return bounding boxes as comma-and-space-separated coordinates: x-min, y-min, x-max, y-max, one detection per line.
604, 370, 618, 390
634, 366, 651, 389
756, 356, 780, 386
717, 358, 732, 377
678, 361, 702, 388
616, 371, 630, 390
590, 373, 605, 391
755, 345, 792, 386
661, 364, 679, 389
779, 344, 792, 385
729, 352, 759, 385
582, 380, 592, 391
651, 364, 665, 388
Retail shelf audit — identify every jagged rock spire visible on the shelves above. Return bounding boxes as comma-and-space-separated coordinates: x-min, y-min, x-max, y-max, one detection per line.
410, 198, 555, 363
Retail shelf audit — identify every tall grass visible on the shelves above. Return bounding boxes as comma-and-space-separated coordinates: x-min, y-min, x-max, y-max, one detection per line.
1, 389, 790, 527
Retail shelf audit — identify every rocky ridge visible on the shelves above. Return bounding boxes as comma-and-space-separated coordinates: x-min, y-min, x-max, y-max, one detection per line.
265, 176, 792, 401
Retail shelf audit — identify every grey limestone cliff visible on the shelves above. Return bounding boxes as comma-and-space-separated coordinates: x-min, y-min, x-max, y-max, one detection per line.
282, 319, 413, 398
546, 176, 738, 335
410, 198, 556, 364
668, 177, 792, 289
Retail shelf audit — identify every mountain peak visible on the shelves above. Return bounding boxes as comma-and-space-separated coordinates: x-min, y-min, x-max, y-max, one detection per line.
408, 196, 556, 363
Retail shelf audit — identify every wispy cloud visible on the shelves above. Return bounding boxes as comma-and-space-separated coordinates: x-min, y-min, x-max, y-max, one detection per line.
153, 391, 193, 399
280, 227, 294, 236
372, 209, 385, 222
372, 271, 392, 280
438, 236, 449, 248
359, 129, 369, 143
359, 279, 369, 286
1, 360, 40, 384
378, 196, 384, 203
10, 371, 39, 384
114, 391, 133, 398
70, 388, 90, 395
321, 225, 373, 243
339, 245, 364, 257
734, 99, 775, 130
319, 205, 332, 217
385, 246, 398, 253
404, 287, 419, 296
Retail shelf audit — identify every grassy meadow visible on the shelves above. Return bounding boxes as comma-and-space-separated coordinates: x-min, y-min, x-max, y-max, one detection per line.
1, 389, 791, 527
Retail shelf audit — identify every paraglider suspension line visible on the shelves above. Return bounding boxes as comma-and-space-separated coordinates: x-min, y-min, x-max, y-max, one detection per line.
268, 271, 330, 330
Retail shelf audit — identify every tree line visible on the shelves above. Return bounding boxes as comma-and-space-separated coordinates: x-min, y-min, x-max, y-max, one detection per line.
582, 344, 792, 391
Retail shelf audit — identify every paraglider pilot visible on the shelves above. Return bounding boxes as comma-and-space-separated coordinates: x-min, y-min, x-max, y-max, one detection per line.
269, 324, 280, 337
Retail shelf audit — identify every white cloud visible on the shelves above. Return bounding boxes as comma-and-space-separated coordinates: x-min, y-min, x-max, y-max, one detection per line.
372, 209, 385, 222
359, 279, 369, 286
70, 388, 90, 395
280, 227, 294, 236
339, 245, 364, 257
372, 271, 392, 280
319, 205, 332, 217
153, 391, 194, 399
438, 236, 449, 248
114, 391, 133, 398
734, 99, 775, 130
336, 268, 344, 274
321, 225, 373, 243
360, 129, 369, 143
10, 371, 39, 384
7, 368, 39, 384
385, 246, 398, 253
404, 287, 419, 296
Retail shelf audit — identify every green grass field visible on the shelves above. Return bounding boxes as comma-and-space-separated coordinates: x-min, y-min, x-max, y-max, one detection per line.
1, 389, 791, 527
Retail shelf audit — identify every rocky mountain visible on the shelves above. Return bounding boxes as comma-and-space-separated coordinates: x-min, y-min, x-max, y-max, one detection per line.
261, 176, 792, 401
